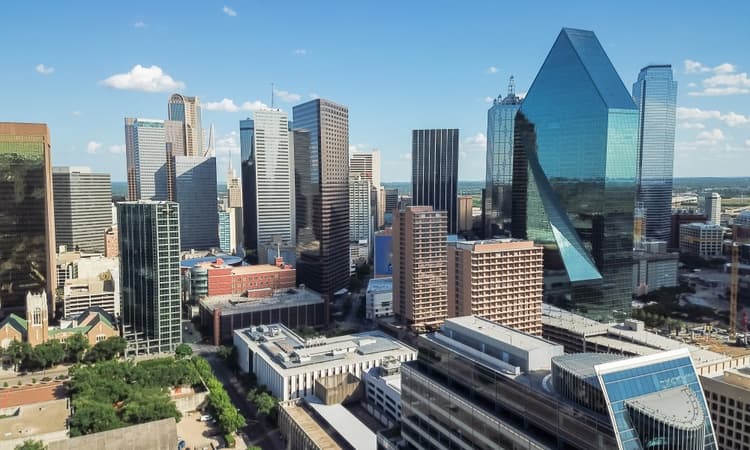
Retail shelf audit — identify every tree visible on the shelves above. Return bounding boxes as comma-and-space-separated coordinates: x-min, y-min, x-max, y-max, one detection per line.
248, 388, 277, 417
218, 407, 246, 434
65, 333, 90, 363
69, 397, 124, 437
121, 388, 181, 424
217, 345, 233, 360
85, 336, 127, 362
6, 340, 31, 371
29, 340, 65, 370
14, 440, 46, 450
175, 343, 193, 359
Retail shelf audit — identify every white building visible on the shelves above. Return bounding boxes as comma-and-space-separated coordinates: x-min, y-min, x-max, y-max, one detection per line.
704, 192, 722, 225
366, 277, 393, 320
233, 324, 417, 401
680, 222, 724, 258
349, 176, 372, 243
63, 275, 119, 318
350, 150, 381, 188
362, 356, 402, 427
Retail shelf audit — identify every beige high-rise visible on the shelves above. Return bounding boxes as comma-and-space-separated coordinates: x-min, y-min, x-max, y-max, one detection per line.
392, 206, 447, 332
458, 195, 473, 232
448, 239, 543, 335
168, 93, 203, 156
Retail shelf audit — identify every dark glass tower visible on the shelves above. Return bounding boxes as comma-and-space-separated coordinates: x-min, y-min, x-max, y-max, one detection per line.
485, 77, 522, 237
292, 99, 350, 300
240, 118, 257, 261
412, 129, 459, 234
633, 65, 677, 243
511, 28, 638, 321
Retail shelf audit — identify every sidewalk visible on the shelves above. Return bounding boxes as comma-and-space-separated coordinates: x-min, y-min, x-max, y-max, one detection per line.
0, 364, 70, 385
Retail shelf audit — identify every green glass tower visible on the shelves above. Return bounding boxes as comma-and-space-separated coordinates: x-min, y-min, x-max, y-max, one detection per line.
511, 28, 638, 321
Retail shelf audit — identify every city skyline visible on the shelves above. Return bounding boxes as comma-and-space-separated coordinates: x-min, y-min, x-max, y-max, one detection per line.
2, 1, 748, 183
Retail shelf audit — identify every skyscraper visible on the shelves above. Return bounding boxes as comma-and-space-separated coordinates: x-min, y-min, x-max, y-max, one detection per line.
350, 150, 381, 188
349, 176, 372, 242
392, 206, 447, 331
293, 99, 350, 298
173, 155, 219, 250
52, 166, 112, 253
124, 118, 168, 201
485, 76, 522, 237
118, 201, 182, 354
168, 93, 204, 157
0, 123, 56, 314
511, 28, 639, 322
632, 65, 677, 242
227, 162, 242, 208
218, 210, 231, 253
412, 129, 459, 234
240, 109, 295, 263
704, 192, 722, 225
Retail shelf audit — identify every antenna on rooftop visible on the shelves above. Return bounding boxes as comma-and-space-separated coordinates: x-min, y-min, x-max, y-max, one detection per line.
508, 75, 516, 97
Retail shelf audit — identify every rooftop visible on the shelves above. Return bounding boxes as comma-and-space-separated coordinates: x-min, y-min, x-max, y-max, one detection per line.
453, 239, 538, 252
306, 396, 376, 450
281, 402, 342, 449
366, 278, 392, 293
681, 222, 723, 230
0, 399, 68, 442
625, 386, 705, 430
445, 316, 557, 354
552, 353, 625, 382
180, 255, 243, 268
200, 288, 324, 314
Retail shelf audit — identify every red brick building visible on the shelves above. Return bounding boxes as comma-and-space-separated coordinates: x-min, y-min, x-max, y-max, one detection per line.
190, 258, 296, 301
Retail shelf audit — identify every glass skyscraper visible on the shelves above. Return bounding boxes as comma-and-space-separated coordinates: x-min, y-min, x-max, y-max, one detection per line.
173, 155, 219, 250
485, 76, 522, 237
511, 28, 638, 321
412, 129, 459, 234
632, 65, 677, 243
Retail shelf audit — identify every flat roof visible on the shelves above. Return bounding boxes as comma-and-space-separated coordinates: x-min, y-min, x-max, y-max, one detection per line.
180, 255, 243, 268
282, 402, 342, 449
542, 304, 611, 336
306, 397, 376, 450
625, 386, 705, 429
552, 353, 625, 381
366, 278, 392, 293
453, 239, 538, 252
0, 399, 68, 442
200, 288, 324, 314
445, 315, 557, 353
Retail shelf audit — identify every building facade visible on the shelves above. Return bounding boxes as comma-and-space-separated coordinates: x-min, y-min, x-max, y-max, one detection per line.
485, 76, 522, 237
457, 195, 473, 232
412, 129, 459, 234
511, 28, 639, 322
52, 166, 112, 254
702, 368, 750, 450
350, 150, 381, 188
633, 250, 679, 295
125, 118, 169, 201
118, 201, 182, 354
366, 277, 393, 320
632, 65, 677, 242
173, 155, 219, 250
104, 226, 118, 257
218, 211, 231, 253
0, 123, 56, 315
448, 239, 543, 335
349, 176, 372, 243
671, 211, 708, 249
392, 206, 447, 332
293, 99, 350, 298
167, 94, 203, 157
705, 192, 722, 226
680, 223, 724, 258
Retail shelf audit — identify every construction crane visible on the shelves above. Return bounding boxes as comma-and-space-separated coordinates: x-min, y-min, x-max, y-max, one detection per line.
730, 242, 739, 340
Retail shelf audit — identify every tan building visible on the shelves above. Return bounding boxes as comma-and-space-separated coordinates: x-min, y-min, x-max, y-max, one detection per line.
227, 164, 242, 209
458, 195, 473, 232
104, 226, 118, 257
392, 206, 447, 332
702, 368, 750, 450
448, 239, 543, 335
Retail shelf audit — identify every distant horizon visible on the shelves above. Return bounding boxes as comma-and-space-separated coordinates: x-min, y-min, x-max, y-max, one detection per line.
109, 176, 750, 184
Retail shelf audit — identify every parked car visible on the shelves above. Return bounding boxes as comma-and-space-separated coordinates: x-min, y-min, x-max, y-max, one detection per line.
199, 414, 213, 422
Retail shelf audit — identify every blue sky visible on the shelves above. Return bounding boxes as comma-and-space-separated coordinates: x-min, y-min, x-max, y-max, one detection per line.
2, 0, 749, 182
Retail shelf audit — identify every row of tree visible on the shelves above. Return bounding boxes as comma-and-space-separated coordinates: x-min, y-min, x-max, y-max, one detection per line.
2, 335, 126, 372
193, 357, 247, 436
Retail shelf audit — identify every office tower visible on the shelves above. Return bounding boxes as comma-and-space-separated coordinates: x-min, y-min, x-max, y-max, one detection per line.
375, 185, 386, 229
52, 166, 112, 253
392, 206, 447, 331
679, 222, 723, 259
399, 195, 412, 209
124, 118, 168, 201
293, 99, 350, 298
400, 317, 717, 450
485, 76, 522, 237
104, 226, 118, 257
702, 369, 750, 450
350, 149, 381, 187
0, 123, 56, 315
218, 210, 231, 253
173, 155, 219, 250
457, 195, 473, 232
118, 201, 181, 354
168, 93, 203, 156
704, 192, 721, 225
240, 110, 295, 263
447, 239, 543, 334
349, 176, 372, 242
632, 65, 677, 242
385, 188, 399, 213
511, 28, 638, 321
412, 129, 459, 234
227, 162, 242, 208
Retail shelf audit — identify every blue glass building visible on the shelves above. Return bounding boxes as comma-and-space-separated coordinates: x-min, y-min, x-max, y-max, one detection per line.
632, 66, 677, 243
484, 76, 522, 237
173, 155, 219, 250
218, 210, 230, 253
511, 28, 638, 321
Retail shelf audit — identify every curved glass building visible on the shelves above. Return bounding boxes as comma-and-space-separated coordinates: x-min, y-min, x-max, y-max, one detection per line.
511, 28, 638, 321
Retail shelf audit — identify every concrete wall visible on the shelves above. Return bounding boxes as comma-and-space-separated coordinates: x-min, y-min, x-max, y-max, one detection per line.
172, 389, 208, 413
47, 418, 177, 450
314, 373, 363, 405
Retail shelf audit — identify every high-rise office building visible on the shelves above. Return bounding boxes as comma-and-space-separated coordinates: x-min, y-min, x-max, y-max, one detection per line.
385, 188, 399, 214
375, 185, 386, 229
349, 176, 372, 242
227, 162, 242, 208
704, 192, 722, 225
447, 239, 543, 334
241, 109, 295, 263
350, 150, 381, 188
168, 93, 203, 157
173, 155, 219, 250
457, 194, 473, 232
412, 129, 459, 234
52, 166, 112, 253
485, 76, 522, 237
0, 123, 56, 314
392, 206, 447, 332
293, 99, 350, 298
511, 28, 638, 321
218, 210, 231, 253
118, 201, 182, 354
632, 65, 677, 242
124, 118, 168, 201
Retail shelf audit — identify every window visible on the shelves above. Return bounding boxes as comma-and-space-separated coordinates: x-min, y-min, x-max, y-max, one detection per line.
95, 334, 107, 342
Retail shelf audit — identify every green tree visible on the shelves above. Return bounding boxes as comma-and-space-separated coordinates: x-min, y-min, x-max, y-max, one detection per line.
175, 343, 193, 359
218, 407, 246, 434
65, 333, 90, 363
85, 336, 127, 362
217, 345, 233, 360
29, 340, 65, 370
121, 388, 182, 424
69, 397, 124, 437
6, 340, 31, 371
248, 388, 277, 417
14, 440, 46, 450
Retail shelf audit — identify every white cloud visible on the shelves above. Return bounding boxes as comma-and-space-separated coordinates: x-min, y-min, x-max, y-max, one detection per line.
87, 141, 102, 154
204, 98, 269, 112
676, 107, 749, 127
109, 144, 125, 154
309, 93, 319, 99
695, 128, 725, 144
293, 49, 307, 55
689, 87, 750, 96
72, 111, 82, 117
484, 96, 495, 103
486, 66, 498, 74
678, 122, 705, 130
687, 82, 697, 88
215, 131, 239, 156
133, 21, 146, 28
274, 88, 301, 103
400, 153, 412, 161
223, 6, 237, 16
463, 132, 486, 153
101, 65, 185, 93
746, 139, 750, 147
684, 59, 710, 74
713, 63, 737, 74
685, 61, 749, 96
35, 64, 54, 75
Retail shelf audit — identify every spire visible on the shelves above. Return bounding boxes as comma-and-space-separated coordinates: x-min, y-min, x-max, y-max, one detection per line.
507, 75, 516, 97
205, 123, 215, 157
